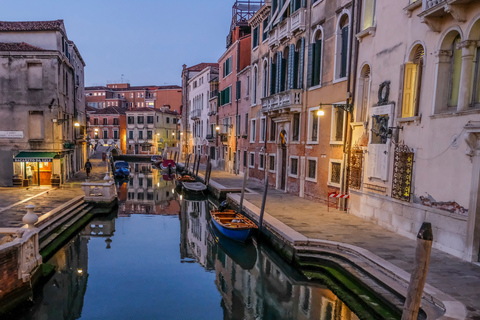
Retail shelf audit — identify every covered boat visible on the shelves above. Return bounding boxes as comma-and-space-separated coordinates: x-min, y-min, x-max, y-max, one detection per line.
210, 209, 257, 242
182, 181, 207, 193
160, 159, 176, 171
151, 155, 163, 166
114, 161, 130, 178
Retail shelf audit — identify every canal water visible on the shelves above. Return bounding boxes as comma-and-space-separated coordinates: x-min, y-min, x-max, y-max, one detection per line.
9, 163, 360, 320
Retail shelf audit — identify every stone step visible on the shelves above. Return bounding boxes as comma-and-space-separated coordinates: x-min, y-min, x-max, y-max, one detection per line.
40, 204, 93, 249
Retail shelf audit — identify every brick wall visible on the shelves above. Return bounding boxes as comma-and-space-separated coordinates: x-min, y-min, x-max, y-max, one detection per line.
0, 244, 26, 301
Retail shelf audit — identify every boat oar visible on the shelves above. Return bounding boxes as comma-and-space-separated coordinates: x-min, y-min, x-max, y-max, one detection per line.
239, 167, 248, 214
258, 175, 268, 233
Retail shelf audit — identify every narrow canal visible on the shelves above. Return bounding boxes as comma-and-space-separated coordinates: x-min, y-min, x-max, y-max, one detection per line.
9, 162, 360, 320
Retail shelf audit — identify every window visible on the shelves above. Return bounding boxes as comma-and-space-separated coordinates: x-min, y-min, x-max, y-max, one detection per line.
103, 118, 108, 125
262, 19, 269, 41
357, 65, 371, 122
362, 0, 376, 30
292, 113, 300, 141
27, 63, 42, 89
259, 154, 265, 170
292, 0, 301, 12
146, 116, 153, 124
449, 35, 462, 108
309, 30, 323, 87
331, 106, 345, 143
245, 113, 249, 135
243, 150, 247, 167
103, 130, 108, 139
236, 80, 241, 100
114, 130, 118, 139
128, 131, 133, 139
173, 118, 177, 124
236, 115, 241, 136
137, 116, 144, 124
308, 108, 319, 142
269, 119, 276, 142
262, 60, 269, 98
246, 75, 250, 97
253, 26, 259, 48
147, 131, 152, 139
128, 116, 134, 124
28, 111, 44, 140
166, 117, 170, 124
249, 152, 255, 168
336, 14, 350, 80
270, 54, 277, 95
253, 66, 258, 104
113, 118, 119, 125
139, 131, 143, 139
402, 46, 424, 118
328, 160, 342, 187
250, 119, 256, 142
306, 158, 317, 182
223, 56, 233, 78
290, 157, 299, 177
94, 118, 99, 125
282, 47, 289, 92
260, 117, 266, 142
220, 86, 232, 106
269, 155, 275, 172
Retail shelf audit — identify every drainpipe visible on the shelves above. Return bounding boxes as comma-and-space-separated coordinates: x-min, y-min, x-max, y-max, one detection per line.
235, 42, 240, 175
342, 0, 362, 209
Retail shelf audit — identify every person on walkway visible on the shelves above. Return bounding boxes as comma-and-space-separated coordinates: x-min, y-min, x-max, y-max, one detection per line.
85, 159, 92, 178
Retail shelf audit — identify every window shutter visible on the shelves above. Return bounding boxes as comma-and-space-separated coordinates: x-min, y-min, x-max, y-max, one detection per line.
301, 0, 306, 8
313, 39, 322, 86
290, 0, 294, 14
288, 44, 295, 89
293, 50, 299, 89
276, 52, 282, 94
298, 38, 305, 89
270, 58, 276, 95
414, 58, 423, 116
340, 26, 349, 78
402, 63, 417, 118
307, 43, 315, 88
281, 58, 286, 92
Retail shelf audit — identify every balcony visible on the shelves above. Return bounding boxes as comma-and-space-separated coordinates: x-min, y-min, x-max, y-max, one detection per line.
206, 134, 215, 141
419, 0, 471, 32
290, 9, 305, 33
261, 89, 302, 114
268, 28, 278, 47
278, 18, 291, 41
207, 110, 217, 116
190, 109, 201, 120
220, 135, 228, 142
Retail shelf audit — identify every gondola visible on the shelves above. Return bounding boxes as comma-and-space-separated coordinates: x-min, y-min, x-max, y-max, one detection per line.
210, 209, 257, 242
114, 161, 130, 178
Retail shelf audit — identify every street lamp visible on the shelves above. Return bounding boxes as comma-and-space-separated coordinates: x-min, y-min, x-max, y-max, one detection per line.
74, 122, 80, 127
216, 126, 220, 131
317, 106, 325, 116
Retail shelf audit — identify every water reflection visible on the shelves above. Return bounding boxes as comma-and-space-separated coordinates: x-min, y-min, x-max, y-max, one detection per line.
8, 163, 360, 319
179, 197, 360, 320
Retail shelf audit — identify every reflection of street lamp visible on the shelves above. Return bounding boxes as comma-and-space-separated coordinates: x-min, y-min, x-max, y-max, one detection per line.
216, 126, 220, 131
74, 122, 80, 127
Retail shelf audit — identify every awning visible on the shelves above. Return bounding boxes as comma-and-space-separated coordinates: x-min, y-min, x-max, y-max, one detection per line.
273, 0, 291, 26
14, 152, 58, 162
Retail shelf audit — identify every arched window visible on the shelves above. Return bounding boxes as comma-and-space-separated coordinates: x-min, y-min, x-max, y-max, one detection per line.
253, 66, 258, 104
356, 64, 371, 122
449, 35, 462, 108
470, 19, 480, 107
294, 39, 303, 89
401, 45, 424, 118
311, 30, 322, 87
262, 60, 268, 98
362, 0, 376, 30
271, 53, 278, 95
336, 14, 350, 80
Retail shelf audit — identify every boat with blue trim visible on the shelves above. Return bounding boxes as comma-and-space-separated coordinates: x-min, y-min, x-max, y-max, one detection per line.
210, 209, 257, 242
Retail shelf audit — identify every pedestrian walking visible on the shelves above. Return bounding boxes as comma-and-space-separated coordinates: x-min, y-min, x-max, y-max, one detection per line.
85, 159, 92, 178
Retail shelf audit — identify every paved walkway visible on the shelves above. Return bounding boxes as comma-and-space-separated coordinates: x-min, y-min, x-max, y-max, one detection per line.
0, 159, 107, 228
194, 165, 480, 319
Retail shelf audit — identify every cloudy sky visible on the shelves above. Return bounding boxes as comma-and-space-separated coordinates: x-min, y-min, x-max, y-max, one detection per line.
2, 0, 234, 86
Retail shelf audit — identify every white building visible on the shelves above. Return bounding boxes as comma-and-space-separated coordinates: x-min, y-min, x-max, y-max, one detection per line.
349, 0, 480, 262
188, 66, 219, 158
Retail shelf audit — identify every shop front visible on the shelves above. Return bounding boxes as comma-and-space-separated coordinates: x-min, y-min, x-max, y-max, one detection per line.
13, 152, 58, 186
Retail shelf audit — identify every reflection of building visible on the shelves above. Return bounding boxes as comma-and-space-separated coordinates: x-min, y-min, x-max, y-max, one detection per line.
0, 20, 87, 186
179, 199, 214, 269
214, 241, 359, 320
117, 162, 179, 216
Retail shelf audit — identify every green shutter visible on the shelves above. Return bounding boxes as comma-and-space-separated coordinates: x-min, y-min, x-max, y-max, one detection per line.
307, 43, 315, 87
340, 26, 349, 78
270, 58, 276, 95
313, 40, 322, 86
299, 38, 305, 89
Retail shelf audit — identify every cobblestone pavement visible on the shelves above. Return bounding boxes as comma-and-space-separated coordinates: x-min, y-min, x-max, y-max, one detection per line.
192, 165, 480, 319
0, 159, 108, 228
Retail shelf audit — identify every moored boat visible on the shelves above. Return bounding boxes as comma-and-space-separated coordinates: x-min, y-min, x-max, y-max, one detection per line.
210, 209, 257, 242
114, 161, 130, 178
160, 159, 176, 171
182, 181, 207, 193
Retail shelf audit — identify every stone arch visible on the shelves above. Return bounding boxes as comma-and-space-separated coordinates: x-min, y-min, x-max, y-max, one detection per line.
438, 26, 463, 50
466, 14, 480, 40
406, 41, 427, 64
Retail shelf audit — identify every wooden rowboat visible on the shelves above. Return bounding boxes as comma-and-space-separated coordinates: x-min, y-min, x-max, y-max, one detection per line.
176, 175, 196, 183
210, 209, 257, 242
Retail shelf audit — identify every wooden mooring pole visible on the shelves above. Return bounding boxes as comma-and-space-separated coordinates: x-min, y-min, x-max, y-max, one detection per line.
185, 153, 190, 174
401, 222, 433, 320
239, 167, 248, 214
205, 156, 211, 185
195, 155, 201, 178
258, 175, 269, 232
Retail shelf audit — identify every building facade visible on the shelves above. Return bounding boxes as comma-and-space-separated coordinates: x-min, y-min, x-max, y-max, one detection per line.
85, 83, 182, 113
348, 0, 480, 262
86, 106, 127, 154
0, 20, 87, 186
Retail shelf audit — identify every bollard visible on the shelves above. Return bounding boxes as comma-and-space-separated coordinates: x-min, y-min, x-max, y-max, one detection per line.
23, 205, 38, 229
401, 222, 433, 320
